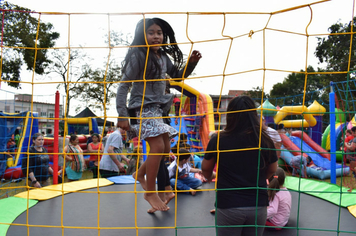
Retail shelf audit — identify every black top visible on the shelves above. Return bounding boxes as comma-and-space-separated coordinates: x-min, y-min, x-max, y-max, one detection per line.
204, 131, 277, 209
21, 146, 50, 182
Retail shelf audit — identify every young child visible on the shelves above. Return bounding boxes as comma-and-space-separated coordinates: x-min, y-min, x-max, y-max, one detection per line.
116, 18, 202, 212
167, 148, 202, 195
343, 129, 353, 152
290, 155, 312, 178
266, 167, 292, 230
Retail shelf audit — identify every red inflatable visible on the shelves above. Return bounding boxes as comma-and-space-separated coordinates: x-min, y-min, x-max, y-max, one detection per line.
280, 133, 308, 158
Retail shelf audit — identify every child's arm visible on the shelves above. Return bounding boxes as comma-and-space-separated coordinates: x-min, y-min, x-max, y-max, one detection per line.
116, 79, 132, 131
267, 196, 280, 219
167, 50, 201, 79
201, 158, 215, 182
107, 145, 125, 172
189, 168, 202, 174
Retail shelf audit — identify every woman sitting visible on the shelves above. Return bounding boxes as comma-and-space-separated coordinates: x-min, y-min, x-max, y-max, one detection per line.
22, 133, 58, 188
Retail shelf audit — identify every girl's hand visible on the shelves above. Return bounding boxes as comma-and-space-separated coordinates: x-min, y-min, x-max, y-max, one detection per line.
189, 50, 202, 64
117, 120, 130, 131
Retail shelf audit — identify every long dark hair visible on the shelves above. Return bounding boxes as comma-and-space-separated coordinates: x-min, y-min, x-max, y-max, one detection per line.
224, 96, 273, 146
223, 96, 275, 168
268, 167, 286, 201
122, 17, 183, 79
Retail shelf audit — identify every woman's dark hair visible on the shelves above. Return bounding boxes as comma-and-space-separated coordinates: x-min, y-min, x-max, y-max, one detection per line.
267, 167, 286, 201
224, 96, 273, 144
91, 133, 101, 141
223, 96, 275, 167
32, 133, 43, 141
122, 17, 183, 80
69, 134, 78, 143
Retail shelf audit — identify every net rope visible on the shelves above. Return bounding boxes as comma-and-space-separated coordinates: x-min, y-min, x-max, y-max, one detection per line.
1, 1, 356, 235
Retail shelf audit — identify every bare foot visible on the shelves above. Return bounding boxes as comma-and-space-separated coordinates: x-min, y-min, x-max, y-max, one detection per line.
132, 172, 146, 190
158, 192, 166, 202
165, 192, 175, 205
144, 193, 169, 212
190, 189, 196, 196
210, 209, 216, 214
147, 208, 157, 214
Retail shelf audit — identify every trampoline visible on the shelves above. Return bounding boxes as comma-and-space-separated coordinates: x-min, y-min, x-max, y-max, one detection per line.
2, 177, 356, 236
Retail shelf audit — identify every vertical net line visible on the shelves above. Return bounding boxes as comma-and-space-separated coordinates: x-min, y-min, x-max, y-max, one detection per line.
25, 12, 43, 236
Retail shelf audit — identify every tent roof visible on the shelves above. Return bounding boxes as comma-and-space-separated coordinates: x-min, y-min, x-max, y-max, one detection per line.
75, 107, 114, 127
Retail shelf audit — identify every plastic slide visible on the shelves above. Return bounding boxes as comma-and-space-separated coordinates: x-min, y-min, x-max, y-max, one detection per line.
289, 136, 341, 170
292, 131, 330, 160
280, 149, 348, 180
279, 133, 308, 158
280, 133, 349, 179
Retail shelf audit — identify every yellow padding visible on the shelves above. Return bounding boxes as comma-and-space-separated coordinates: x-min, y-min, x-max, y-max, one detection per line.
348, 205, 356, 218
14, 178, 113, 201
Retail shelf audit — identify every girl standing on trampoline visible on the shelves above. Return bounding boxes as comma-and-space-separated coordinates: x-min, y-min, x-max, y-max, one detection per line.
116, 17, 201, 212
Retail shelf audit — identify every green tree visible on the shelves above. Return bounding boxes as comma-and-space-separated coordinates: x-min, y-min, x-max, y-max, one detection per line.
242, 86, 269, 105
1, 2, 59, 88
269, 66, 328, 106
75, 61, 121, 112
315, 17, 356, 112
70, 31, 131, 113
315, 16, 356, 81
46, 49, 90, 117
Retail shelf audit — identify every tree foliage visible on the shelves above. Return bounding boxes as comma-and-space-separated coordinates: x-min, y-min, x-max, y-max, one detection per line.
243, 86, 269, 104
76, 61, 121, 112
1, 2, 59, 88
315, 16, 356, 79
46, 49, 90, 117
269, 66, 329, 106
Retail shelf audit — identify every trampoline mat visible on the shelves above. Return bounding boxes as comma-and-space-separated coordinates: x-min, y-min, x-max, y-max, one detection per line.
7, 183, 356, 236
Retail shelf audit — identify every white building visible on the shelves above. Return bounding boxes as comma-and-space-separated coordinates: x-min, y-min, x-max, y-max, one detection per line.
0, 94, 64, 134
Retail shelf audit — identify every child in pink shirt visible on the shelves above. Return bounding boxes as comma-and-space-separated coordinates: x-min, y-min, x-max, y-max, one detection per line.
266, 167, 292, 230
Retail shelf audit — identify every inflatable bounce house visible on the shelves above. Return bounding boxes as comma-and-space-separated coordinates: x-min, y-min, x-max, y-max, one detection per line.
0, 111, 39, 180
258, 100, 349, 180
0, 112, 101, 181
169, 81, 215, 155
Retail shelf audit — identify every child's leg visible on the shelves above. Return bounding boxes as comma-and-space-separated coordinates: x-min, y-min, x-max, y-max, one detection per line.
184, 176, 202, 189
162, 133, 175, 202
143, 135, 169, 211
147, 134, 174, 213
157, 159, 169, 201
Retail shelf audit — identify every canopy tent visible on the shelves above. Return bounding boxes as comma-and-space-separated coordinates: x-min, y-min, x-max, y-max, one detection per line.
74, 108, 114, 127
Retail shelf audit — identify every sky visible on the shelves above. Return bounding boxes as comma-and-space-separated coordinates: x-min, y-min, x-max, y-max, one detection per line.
1, 0, 355, 119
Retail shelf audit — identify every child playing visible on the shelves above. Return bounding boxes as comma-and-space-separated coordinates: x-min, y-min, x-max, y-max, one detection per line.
167, 148, 202, 195
266, 167, 292, 230
343, 129, 353, 152
290, 155, 312, 178
116, 17, 202, 212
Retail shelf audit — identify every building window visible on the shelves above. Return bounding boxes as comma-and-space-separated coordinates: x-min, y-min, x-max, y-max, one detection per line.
49, 113, 54, 118
40, 112, 47, 117
15, 110, 20, 113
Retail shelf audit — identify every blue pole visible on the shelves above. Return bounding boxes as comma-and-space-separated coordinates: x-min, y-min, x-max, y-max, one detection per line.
142, 140, 147, 162
329, 82, 336, 184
